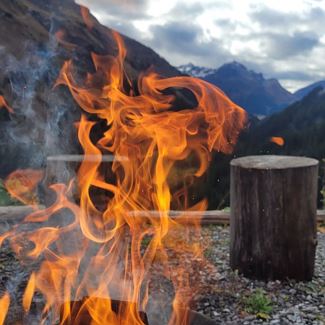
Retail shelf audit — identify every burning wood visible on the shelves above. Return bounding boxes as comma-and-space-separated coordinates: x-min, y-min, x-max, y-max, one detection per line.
60, 298, 149, 325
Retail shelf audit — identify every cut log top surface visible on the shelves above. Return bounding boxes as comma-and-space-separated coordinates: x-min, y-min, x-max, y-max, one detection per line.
231, 155, 318, 170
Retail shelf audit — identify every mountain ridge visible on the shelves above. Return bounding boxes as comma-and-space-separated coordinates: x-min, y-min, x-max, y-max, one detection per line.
236, 86, 325, 159
178, 61, 294, 116
179, 62, 325, 116
294, 80, 325, 101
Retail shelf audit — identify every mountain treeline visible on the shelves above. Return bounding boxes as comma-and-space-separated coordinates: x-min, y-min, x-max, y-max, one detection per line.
206, 87, 325, 209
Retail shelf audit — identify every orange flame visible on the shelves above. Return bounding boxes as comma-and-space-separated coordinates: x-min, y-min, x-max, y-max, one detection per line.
270, 136, 285, 146
0, 292, 10, 325
1, 31, 246, 324
80, 6, 95, 30
4, 169, 44, 206
0, 95, 13, 114
23, 272, 36, 313
55, 30, 77, 50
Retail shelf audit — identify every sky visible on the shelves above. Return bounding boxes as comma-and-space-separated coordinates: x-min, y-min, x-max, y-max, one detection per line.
76, 0, 325, 92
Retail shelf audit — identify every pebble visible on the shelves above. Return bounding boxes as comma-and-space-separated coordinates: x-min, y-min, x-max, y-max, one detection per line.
0, 220, 324, 325
193, 226, 325, 324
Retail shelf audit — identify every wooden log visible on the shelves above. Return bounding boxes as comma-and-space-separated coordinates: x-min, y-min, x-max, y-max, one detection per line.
230, 155, 319, 281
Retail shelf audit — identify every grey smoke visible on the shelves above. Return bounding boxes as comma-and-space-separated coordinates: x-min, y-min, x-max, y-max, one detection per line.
0, 31, 79, 177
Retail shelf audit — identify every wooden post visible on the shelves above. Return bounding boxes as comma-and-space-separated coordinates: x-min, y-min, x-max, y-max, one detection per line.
230, 155, 318, 281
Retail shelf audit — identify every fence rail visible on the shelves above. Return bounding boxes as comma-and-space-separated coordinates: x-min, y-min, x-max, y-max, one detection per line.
1, 206, 324, 225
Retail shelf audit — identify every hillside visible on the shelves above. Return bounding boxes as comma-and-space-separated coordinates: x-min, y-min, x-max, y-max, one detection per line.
237, 87, 325, 158
0, 0, 182, 176
205, 87, 325, 209
235, 87, 325, 206
294, 80, 325, 101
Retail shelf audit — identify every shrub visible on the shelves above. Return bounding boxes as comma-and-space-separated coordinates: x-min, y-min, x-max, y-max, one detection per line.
243, 288, 273, 316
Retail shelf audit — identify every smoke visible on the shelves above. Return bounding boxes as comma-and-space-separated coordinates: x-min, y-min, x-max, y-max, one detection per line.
0, 28, 80, 178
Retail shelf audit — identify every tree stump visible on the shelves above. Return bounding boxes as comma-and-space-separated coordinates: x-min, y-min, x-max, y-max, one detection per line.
230, 155, 318, 281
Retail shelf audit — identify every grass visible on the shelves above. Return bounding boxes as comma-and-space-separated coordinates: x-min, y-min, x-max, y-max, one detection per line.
203, 247, 214, 260
141, 235, 152, 250
243, 288, 273, 318
0, 179, 20, 206
315, 314, 325, 322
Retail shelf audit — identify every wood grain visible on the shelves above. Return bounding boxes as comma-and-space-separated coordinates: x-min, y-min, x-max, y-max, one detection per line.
230, 155, 319, 281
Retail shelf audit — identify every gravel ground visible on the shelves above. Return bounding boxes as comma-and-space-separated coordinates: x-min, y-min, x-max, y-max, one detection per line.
0, 215, 324, 324
193, 225, 325, 325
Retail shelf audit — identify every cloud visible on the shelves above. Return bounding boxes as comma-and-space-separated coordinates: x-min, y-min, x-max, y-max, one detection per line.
163, 2, 205, 20
76, 0, 149, 20
250, 5, 325, 35
80, 0, 325, 91
271, 70, 315, 81
150, 22, 201, 54
250, 7, 302, 29
260, 31, 319, 59
146, 21, 230, 66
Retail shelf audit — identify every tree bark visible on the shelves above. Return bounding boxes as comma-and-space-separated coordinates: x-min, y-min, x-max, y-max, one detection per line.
230, 155, 318, 281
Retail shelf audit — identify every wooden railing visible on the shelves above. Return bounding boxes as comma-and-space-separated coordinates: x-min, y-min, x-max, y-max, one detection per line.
1, 206, 324, 225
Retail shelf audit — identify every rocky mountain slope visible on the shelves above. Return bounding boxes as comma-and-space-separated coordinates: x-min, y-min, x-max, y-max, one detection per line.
207, 87, 325, 209
0, 0, 182, 176
237, 87, 325, 158
294, 80, 325, 101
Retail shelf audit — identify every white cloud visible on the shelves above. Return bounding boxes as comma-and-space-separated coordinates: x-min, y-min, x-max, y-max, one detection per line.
76, 0, 325, 92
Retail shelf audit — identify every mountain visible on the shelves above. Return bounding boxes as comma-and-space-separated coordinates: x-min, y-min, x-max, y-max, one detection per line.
294, 80, 325, 101
206, 87, 325, 210
236, 86, 325, 202
178, 63, 217, 78
0, 0, 182, 177
179, 61, 296, 116
236, 86, 325, 158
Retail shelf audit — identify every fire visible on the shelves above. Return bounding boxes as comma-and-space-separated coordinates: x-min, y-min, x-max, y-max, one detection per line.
0, 292, 10, 325
270, 136, 285, 146
80, 6, 95, 30
0, 31, 246, 324
4, 169, 44, 206
23, 272, 36, 313
0, 95, 13, 114
55, 30, 77, 50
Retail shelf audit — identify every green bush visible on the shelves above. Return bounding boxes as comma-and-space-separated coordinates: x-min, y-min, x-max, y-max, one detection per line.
243, 288, 273, 316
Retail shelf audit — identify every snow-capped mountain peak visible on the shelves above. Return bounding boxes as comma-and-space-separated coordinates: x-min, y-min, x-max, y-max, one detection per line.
177, 63, 217, 78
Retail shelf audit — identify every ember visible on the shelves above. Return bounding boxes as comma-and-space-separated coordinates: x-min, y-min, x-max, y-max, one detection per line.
0, 95, 13, 114
270, 136, 285, 146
